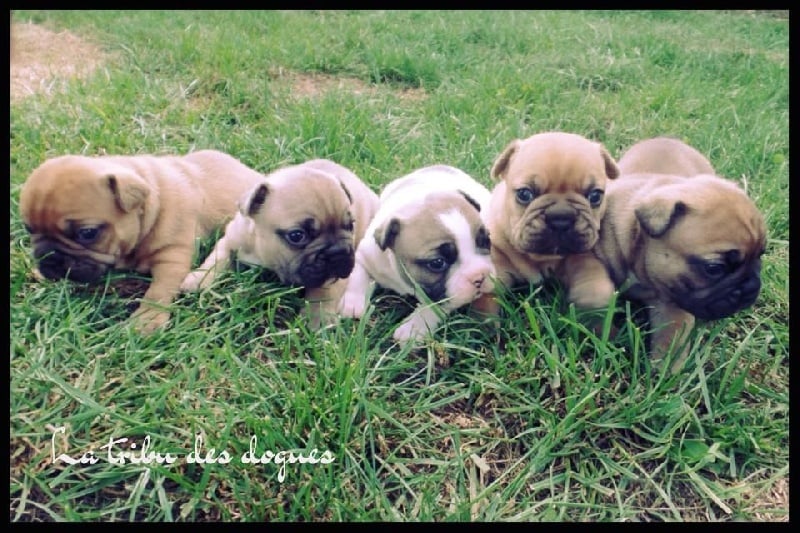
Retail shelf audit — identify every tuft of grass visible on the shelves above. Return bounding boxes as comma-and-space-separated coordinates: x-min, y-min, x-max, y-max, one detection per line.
10, 10, 787, 522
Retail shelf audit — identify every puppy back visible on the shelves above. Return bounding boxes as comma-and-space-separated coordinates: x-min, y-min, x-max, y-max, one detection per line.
618, 137, 714, 177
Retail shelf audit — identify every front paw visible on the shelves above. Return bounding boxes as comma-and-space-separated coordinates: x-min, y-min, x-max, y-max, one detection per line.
392, 317, 430, 344
180, 270, 212, 292
129, 305, 171, 335
337, 291, 367, 319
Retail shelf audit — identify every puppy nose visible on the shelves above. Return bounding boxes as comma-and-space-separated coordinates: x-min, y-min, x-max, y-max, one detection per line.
545, 212, 576, 232
326, 241, 351, 255
472, 275, 485, 288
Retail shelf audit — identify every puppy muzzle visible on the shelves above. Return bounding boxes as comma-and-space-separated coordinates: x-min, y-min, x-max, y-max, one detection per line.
676, 271, 762, 320
33, 244, 110, 283
518, 204, 596, 256
298, 242, 355, 289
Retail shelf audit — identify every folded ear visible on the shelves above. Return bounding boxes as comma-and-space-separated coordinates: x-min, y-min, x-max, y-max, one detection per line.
374, 218, 401, 251
600, 144, 620, 180
239, 183, 270, 216
490, 140, 521, 182
635, 198, 687, 238
457, 190, 482, 213
106, 171, 151, 212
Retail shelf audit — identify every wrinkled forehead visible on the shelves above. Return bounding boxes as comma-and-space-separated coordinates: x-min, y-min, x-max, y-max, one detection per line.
395, 193, 484, 251
20, 168, 115, 230
670, 189, 767, 254
265, 173, 352, 223
509, 141, 605, 191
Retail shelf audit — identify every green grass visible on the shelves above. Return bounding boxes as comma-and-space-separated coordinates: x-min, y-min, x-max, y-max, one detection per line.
10, 10, 788, 522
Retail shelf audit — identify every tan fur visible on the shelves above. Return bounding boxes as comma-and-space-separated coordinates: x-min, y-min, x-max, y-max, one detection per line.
19, 150, 266, 333
595, 138, 767, 370
181, 159, 380, 329
617, 136, 714, 176
483, 131, 619, 311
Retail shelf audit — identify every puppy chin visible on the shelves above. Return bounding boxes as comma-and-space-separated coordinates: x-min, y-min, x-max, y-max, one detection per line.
673, 272, 761, 320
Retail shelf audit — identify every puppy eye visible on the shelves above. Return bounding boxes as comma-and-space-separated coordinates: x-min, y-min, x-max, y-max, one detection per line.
425, 257, 448, 273
476, 227, 491, 250
586, 188, 604, 207
515, 187, 536, 205
343, 219, 355, 232
703, 262, 726, 278
76, 227, 101, 244
284, 229, 308, 246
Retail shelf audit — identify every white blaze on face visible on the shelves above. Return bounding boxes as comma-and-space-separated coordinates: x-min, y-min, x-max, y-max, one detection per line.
438, 209, 495, 310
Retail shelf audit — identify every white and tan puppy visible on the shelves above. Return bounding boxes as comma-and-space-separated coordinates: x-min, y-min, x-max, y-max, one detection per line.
338, 165, 495, 343
19, 150, 266, 334
181, 159, 380, 329
482, 131, 619, 312
595, 137, 766, 368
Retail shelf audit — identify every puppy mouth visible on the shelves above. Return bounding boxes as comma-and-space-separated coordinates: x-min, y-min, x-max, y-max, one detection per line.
517, 230, 596, 256
671, 272, 762, 320
296, 243, 355, 288
35, 250, 110, 283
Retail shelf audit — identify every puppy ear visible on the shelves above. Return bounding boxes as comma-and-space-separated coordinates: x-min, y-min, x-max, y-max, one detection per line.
457, 190, 482, 212
239, 183, 269, 217
490, 140, 521, 181
374, 218, 401, 251
635, 199, 687, 238
600, 144, 620, 180
338, 180, 353, 204
106, 171, 151, 212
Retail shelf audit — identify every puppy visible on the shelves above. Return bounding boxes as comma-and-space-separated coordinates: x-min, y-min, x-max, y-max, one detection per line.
337, 165, 495, 343
18, 150, 266, 334
180, 159, 380, 329
482, 131, 620, 312
594, 137, 767, 368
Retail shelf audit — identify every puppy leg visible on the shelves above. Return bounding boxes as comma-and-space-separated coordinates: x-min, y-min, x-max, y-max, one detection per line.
562, 253, 615, 310
306, 279, 348, 330
337, 262, 374, 319
180, 218, 244, 292
648, 302, 695, 372
393, 304, 443, 344
131, 252, 193, 334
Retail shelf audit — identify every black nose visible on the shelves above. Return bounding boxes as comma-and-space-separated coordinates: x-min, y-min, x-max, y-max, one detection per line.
730, 274, 761, 306
322, 242, 352, 259
38, 252, 67, 280
545, 212, 576, 232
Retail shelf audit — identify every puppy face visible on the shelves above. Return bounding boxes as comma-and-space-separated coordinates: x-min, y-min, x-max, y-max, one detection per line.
19, 156, 152, 283
491, 132, 619, 256
634, 175, 766, 320
374, 191, 494, 310
241, 169, 357, 289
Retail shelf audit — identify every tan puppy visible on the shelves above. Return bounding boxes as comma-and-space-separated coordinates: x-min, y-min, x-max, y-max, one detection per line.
595, 137, 767, 368
181, 159, 380, 329
482, 131, 620, 312
19, 150, 266, 333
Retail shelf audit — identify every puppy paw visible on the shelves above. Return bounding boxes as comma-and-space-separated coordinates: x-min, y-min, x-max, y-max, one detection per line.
180, 270, 212, 292
129, 306, 171, 335
337, 291, 367, 319
392, 318, 430, 344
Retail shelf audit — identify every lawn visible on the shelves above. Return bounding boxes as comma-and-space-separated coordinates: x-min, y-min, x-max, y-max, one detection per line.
9, 10, 789, 521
